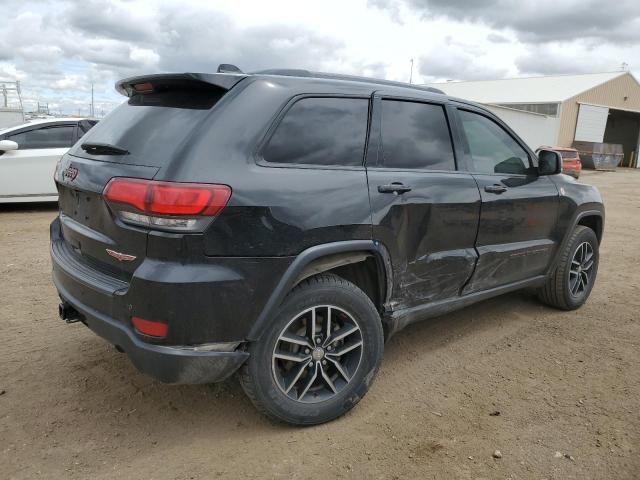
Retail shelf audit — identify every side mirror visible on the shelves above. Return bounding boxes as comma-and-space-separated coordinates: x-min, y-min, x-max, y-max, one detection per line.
537, 149, 562, 176
0, 139, 18, 153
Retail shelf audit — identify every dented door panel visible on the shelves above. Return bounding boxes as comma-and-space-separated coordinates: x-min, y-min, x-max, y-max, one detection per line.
367, 170, 481, 310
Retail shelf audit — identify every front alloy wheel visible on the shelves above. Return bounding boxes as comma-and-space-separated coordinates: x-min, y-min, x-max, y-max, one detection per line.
538, 225, 599, 310
569, 241, 595, 297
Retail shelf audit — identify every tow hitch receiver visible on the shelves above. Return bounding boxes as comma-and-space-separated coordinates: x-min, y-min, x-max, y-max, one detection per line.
59, 302, 81, 323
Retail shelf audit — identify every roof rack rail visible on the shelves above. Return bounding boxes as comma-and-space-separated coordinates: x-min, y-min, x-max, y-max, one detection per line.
251, 69, 445, 94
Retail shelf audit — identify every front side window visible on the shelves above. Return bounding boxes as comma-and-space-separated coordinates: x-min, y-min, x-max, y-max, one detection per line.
458, 110, 530, 175
380, 100, 455, 170
8, 125, 75, 150
262, 97, 369, 167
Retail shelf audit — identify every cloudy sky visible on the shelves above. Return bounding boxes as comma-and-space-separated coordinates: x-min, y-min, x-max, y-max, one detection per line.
1, 0, 639, 115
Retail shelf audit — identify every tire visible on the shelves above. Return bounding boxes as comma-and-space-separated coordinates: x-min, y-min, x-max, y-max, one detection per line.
239, 273, 384, 425
538, 225, 599, 310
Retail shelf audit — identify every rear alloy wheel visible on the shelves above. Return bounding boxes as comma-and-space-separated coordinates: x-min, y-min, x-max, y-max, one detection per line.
272, 305, 363, 403
240, 274, 384, 425
538, 225, 599, 310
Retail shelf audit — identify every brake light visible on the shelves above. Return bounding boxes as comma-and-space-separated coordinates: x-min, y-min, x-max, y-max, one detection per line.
133, 82, 154, 93
132, 316, 168, 338
103, 178, 231, 231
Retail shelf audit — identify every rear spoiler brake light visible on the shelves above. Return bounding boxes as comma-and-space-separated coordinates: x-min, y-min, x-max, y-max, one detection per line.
115, 72, 247, 97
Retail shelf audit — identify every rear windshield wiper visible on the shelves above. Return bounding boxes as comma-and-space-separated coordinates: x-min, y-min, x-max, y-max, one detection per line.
81, 142, 129, 156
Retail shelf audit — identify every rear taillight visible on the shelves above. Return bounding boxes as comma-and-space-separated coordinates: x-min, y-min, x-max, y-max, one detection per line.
103, 177, 231, 232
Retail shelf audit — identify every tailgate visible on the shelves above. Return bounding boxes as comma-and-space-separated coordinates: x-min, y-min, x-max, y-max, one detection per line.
55, 154, 158, 277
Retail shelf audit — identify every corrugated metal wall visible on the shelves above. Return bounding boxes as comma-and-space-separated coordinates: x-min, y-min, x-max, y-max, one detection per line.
557, 73, 640, 146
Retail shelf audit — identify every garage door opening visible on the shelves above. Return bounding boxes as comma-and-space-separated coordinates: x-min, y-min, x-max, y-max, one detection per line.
604, 109, 640, 167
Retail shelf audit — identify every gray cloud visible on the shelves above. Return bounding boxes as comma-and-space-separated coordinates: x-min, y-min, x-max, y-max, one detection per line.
1, 0, 639, 115
515, 46, 623, 75
0, 1, 347, 114
418, 50, 508, 81
378, 0, 640, 43
67, 0, 158, 42
487, 33, 509, 44
153, 8, 343, 74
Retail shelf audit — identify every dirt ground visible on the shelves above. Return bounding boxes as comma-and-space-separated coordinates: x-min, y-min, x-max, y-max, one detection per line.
1, 170, 638, 480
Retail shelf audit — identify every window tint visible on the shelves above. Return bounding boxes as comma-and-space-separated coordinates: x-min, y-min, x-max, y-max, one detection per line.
458, 110, 530, 175
380, 100, 455, 170
263, 97, 368, 166
9, 125, 75, 149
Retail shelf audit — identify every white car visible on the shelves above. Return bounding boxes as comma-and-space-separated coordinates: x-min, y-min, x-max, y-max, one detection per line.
0, 118, 98, 203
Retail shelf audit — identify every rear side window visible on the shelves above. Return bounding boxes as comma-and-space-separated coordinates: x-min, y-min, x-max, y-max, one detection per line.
458, 110, 530, 175
262, 97, 369, 167
380, 100, 455, 170
9, 125, 75, 149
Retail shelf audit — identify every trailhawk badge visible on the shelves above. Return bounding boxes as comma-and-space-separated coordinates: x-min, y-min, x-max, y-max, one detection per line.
106, 248, 137, 262
63, 165, 79, 181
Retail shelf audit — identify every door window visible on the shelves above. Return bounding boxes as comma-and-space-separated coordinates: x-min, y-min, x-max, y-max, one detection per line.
458, 110, 530, 175
380, 100, 455, 170
8, 125, 75, 150
262, 97, 369, 167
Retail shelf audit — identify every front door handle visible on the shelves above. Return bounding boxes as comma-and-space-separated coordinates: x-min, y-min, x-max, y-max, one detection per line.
484, 184, 507, 194
378, 183, 412, 194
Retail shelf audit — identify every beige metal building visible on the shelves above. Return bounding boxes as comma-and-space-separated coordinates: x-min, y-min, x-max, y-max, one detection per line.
426, 72, 640, 167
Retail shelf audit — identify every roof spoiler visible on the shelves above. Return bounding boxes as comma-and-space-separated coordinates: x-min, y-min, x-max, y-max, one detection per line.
115, 72, 247, 97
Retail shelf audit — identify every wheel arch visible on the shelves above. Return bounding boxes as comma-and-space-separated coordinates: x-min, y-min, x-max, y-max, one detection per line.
577, 213, 603, 244
548, 209, 604, 274
247, 240, 392, 341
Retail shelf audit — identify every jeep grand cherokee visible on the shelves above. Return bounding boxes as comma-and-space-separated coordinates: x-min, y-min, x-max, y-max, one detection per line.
51, 68, 604, 425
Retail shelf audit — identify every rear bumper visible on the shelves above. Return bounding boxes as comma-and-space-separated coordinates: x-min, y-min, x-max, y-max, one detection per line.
56, 285, 249, 384
49, 216, 292, 384
563, 162, 581, 178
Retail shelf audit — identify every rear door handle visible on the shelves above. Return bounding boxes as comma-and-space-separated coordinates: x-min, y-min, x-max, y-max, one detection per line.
484, 184, 507, 194
378, 183, 412, 194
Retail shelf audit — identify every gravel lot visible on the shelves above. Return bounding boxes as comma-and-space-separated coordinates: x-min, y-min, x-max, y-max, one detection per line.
1, 170, 638, 479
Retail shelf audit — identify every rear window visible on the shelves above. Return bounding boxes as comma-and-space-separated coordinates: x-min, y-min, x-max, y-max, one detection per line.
128, 84, 224, 110
560, 150, 578, 159
262, 97, 369, 167
69, 83, 226, 166
380, 100, 455, 170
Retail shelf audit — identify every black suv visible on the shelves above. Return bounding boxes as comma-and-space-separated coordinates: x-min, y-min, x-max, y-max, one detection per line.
50, 69, 604, 425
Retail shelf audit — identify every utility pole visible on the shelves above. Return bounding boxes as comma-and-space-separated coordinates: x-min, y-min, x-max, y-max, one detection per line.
90, 81, 94, 117
409, 58, 414, 84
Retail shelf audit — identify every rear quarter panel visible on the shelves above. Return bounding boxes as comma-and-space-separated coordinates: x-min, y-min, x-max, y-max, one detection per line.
153, 78, 375, 256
